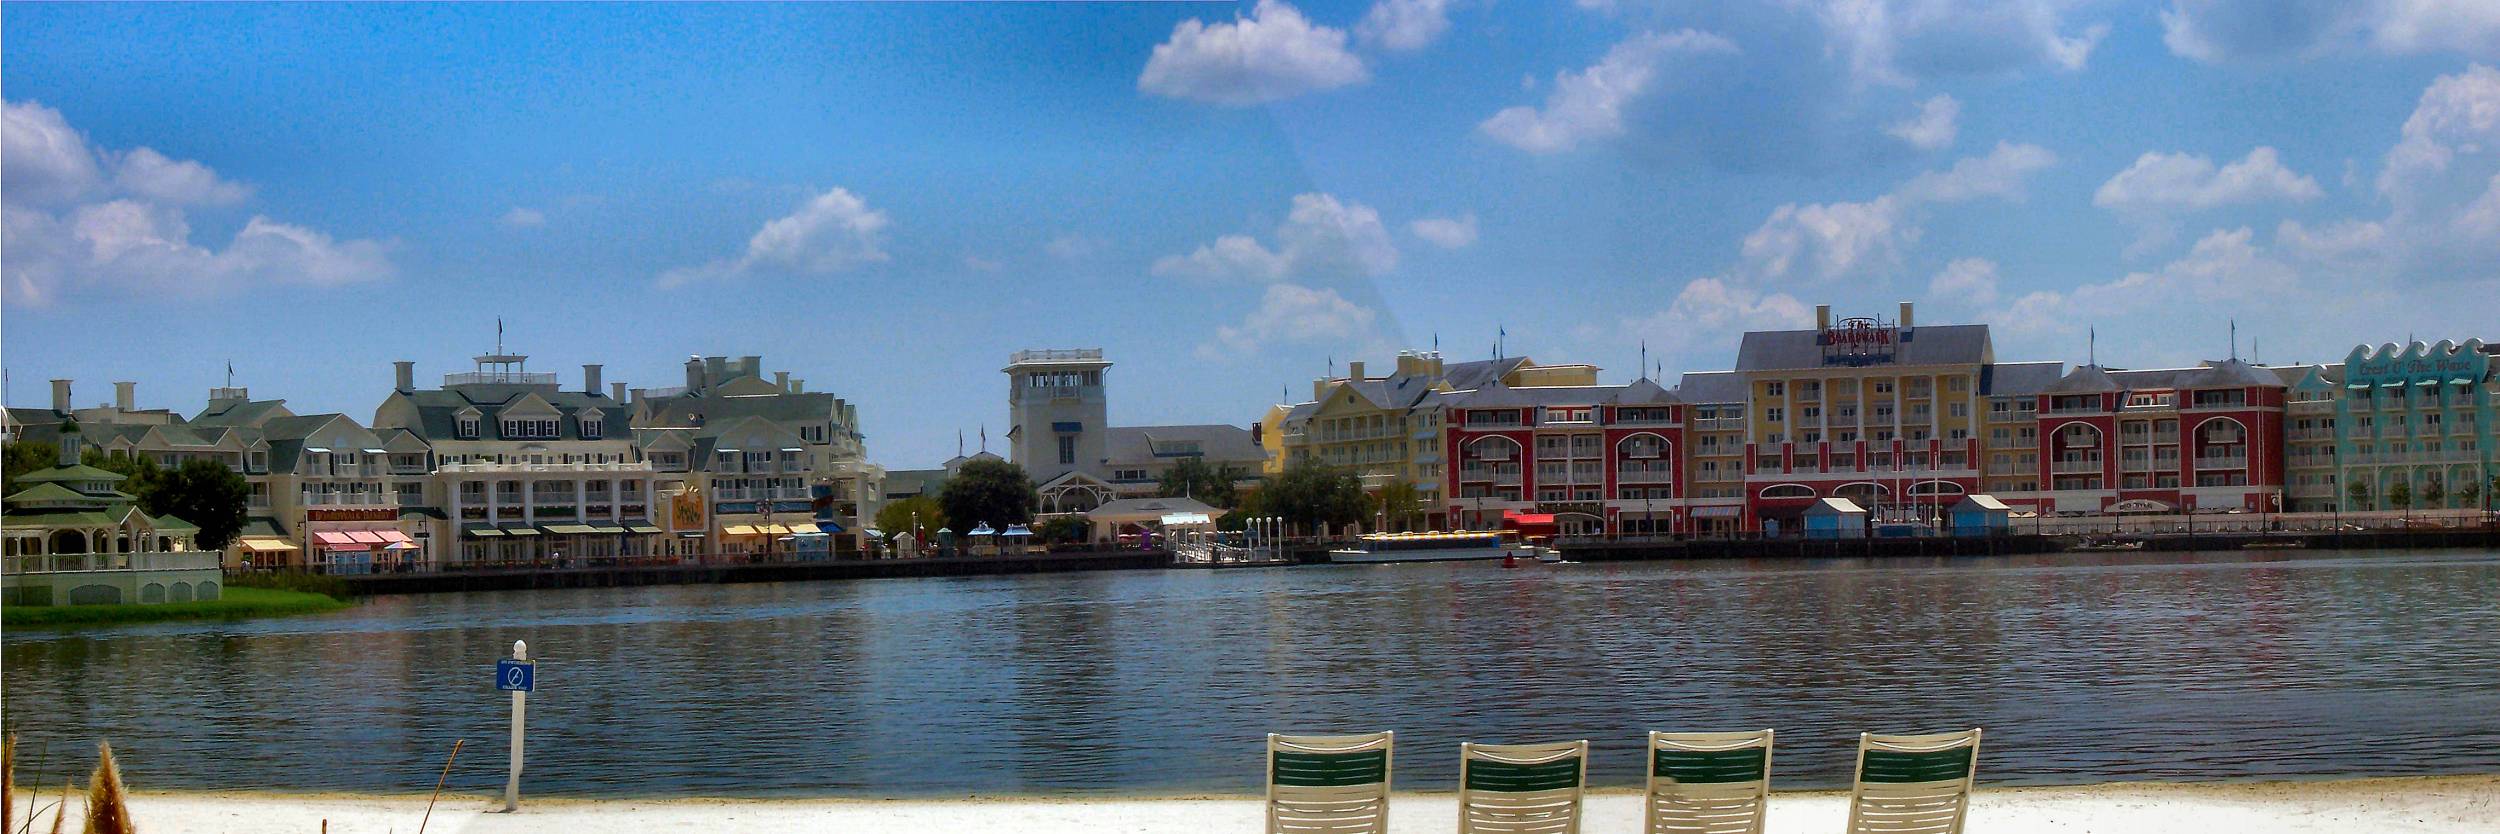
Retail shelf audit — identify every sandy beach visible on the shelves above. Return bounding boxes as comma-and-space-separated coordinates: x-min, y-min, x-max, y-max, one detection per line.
15, 775, 2495, 833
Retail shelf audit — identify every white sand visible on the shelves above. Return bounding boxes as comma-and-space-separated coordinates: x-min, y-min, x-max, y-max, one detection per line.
15, 776, 2498, 833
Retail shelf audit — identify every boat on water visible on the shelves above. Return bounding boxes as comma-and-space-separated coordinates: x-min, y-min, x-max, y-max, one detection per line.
2242, 538, 2308, 550
1327, 531, 1532, 564
2070, 538, 2144, 552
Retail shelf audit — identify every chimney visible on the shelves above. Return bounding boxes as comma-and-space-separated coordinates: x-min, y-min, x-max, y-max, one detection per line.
1899, 301, 1915, 331
686, 357, 704, 392
1348, 361, 1366, 380
50, 379, 70, 413
1313, 378, 1328, 401
775, 371, 790, 391
1816, 305, 1832, 330
611, 381, 627, 401
583, 364, 603, 396
393, 361, 415, 392
114, 381, 135, 412
629, 387, 647, 406
741, 356, 763, 379
791, 378, 805, 394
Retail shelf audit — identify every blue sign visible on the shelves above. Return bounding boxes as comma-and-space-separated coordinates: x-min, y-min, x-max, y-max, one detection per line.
496, 659, 535, 692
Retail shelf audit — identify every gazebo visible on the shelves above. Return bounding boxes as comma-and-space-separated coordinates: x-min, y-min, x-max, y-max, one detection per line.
1082, 497, 1221, 544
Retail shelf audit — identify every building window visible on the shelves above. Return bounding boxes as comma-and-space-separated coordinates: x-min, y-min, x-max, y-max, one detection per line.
1765, 381, 1785, 397
1765, 407, 1785, 423
581, 417, 602, 439
458, 417, 480, 438
1058, 436, 1077, 465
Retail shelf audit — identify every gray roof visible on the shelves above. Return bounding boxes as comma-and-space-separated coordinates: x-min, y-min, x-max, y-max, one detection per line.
1982, 361, 2066, 397
1103, 424, 1263, 467
1447, 379, 1683, 408
191, 398, 290, 428
2045, 365, 2123, 394
1673, 371, 1747, 404
2185, 359, 2288, 388
1736, 324, 1992, 371
387, 387, 630, 443
640, 389, 840, 432
2056, 359, 2291, 395
881, 468, 949, 498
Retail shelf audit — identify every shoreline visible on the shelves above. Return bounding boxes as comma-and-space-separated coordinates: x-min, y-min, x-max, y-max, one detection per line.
24, 774, 2498, 833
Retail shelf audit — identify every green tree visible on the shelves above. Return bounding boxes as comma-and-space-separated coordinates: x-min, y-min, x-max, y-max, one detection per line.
2456, 479, 2482, 512
874, 496, 947, 541
2346, 479, 2372, 511
2421, 477, 2446, 510
83, 448, 164, 496
938, 458, 1036, 530
142, 458, 250, 550
1374, 480, 1427, 532
1257, 460, 1369, 535
2388, 479, 2413, 518
1036, 516, 1091, 544
2, 440, 59, 496
1156, 457, 1245, 508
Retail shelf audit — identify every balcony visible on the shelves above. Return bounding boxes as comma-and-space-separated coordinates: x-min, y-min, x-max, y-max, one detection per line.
300, 492, 390, 507
2194, 453, 2248, 469
1618, 464, 1674, 483
440, 461, 655, 474
2051, 458, 2105, 475
444, 370, 558, 386
6, 551, 221, 574
1694, 417, 1746, 431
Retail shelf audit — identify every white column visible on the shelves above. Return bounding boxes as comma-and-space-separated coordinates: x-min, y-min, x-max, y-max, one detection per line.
522, 480, 535, 524
609, 479, 622, 521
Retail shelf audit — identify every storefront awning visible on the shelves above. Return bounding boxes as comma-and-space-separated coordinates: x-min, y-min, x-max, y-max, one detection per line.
499, 524, 542, 537
346, 531, 389, 545
625, 524, 663, 534
373, 530, 415, 545
312, 531, 363, 548
722, 525, 760, 536
759, 523, 793, 535
238, 537, 298, 553
463, 525, 506, 539
787, 522, 821, 534
543, 524, 601, 535
586, 523, 629, 534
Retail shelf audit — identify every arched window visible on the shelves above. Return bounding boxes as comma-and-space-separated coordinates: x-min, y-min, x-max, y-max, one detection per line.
1758, 483, 1814, 499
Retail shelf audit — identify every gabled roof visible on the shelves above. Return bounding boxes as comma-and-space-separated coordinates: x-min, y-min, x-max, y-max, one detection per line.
383, 388, 631, 443
1982, 361, 2066, 397
1673, 371, 1747, 404
190, 398, 290, 428
2045, 365, 2123, 394
1736, 323, 1991, 371
16, 464, 130, 485
2182, 358, 2288, 389
1103, 425, 1263, 467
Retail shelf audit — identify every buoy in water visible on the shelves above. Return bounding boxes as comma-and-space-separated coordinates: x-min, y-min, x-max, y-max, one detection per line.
1502, 553, 1519, 569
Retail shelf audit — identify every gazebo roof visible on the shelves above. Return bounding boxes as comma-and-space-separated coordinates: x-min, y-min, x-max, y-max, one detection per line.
15, 464, 131, 485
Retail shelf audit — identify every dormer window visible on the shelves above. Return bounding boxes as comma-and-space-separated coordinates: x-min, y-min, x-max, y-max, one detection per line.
581, 416, 602, 439
500, 418, 559, 439
458, 415, 481, 439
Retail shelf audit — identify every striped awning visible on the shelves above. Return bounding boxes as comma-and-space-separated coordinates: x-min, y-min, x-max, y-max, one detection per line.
238, 537, 298, 553
462, 525, 506, 539
543, 524, 601, 535
625, 524, 663, 534
499, 524, 542, 537
722, 525, 760, 536
786, 522, 821, 534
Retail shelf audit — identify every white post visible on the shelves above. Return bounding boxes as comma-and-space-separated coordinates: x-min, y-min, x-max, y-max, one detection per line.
507, 639, 527, 812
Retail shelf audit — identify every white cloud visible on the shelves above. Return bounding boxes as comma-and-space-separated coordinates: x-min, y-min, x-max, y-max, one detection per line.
1153, 193, 1397, 282
1408, 213, 1478, 249
0, 99, 392, 305
500, 207, 547, 228
1811, 0, 2108, 87
1994, 228, 2296, 336
1139, 0, 1368, 106
1928, 257, 2001, 305
2161, 1, 2500, 63
1737, 142, 2055, 282
659, 187, 891, 287
1478, 30, 1738, 154
962, 254, 1004, 272
1602, 277, 1812, 358
2378, 64, 2500, 202
1896, 141, 2059, 204
1740, 196, 1913, 282
111, 147, 251, 206
1886, 94, 1960, 150
1045, 234, 1102, 260
2094, 147, 2323, 213
1356, 0, 1451, 52
1200, 283, 1381, 358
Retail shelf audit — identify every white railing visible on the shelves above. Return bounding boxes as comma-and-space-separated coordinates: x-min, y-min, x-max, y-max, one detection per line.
440, 462, 654, 474
1619, 465, 1674, 482
2052, 459, 2105, 474
6, 551, 220, 574
444, 371, 558, 386
2196, 454, 2249, 469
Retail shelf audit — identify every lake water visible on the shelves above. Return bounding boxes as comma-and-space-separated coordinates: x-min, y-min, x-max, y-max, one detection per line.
6, 549, 2499, 797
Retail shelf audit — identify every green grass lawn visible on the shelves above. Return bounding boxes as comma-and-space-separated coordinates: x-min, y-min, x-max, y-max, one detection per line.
2, 586, 351, 628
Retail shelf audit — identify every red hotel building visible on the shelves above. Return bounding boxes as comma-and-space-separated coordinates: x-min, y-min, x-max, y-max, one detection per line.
1443, 378, 1686, 536
2033, 359, 2288, 513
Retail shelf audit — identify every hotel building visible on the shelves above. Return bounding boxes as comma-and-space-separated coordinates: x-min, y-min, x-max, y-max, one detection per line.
631, 354, 879, 557
1005, 349, 1264, 513
2331, 339, 2497, 511
1268, 351, 1600, 528
371, 352, 663, 566
2032, 360, 2289, 514
1441, 377, 1685, 535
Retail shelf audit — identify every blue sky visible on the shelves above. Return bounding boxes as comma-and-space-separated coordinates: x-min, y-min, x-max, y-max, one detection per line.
6, 1, 2497, 468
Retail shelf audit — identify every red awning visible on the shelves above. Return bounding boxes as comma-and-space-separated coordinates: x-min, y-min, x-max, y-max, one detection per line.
372, 530, 415, 545
312, 531, 361, 548
346, 531, 389, 544
1501, 512, 1558, 527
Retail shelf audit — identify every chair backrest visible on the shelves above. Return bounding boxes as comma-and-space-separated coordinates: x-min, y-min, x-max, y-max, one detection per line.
1846, 729, 1982, 834
1458, 740, 1588, 834
1644, 729, 1774, 834
1268, 732, 1394, 834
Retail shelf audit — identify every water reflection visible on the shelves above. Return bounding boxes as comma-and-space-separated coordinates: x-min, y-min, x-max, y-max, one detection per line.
5, 549, 2498, 797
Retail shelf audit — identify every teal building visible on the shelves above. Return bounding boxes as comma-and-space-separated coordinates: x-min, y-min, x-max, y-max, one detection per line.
2334, 340, 2498, 513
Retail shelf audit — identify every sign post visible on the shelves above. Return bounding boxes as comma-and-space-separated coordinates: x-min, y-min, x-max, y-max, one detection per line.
496, 640, 535, 812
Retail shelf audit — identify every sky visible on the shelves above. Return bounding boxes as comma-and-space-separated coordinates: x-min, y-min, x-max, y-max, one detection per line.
5, 1, 2497, 468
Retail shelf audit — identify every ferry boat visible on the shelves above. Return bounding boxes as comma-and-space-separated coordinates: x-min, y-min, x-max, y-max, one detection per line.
1327, 531, 1530, 564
